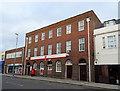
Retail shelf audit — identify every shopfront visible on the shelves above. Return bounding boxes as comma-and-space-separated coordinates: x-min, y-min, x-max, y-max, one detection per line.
0, 61, 4, 73
7, 64, 22, 75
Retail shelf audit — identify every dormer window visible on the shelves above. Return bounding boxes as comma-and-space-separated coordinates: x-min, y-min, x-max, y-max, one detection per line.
109, 20, 115, 25
104, 20, 116, 27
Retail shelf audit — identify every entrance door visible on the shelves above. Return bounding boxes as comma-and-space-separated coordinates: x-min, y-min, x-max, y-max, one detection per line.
108, 65, 120, 84
26, 66, 30, 75
67, 66, 72, 78
80, 65, 87, 81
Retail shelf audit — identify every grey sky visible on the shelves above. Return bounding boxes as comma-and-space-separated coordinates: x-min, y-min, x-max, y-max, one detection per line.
0, 2, 118, 52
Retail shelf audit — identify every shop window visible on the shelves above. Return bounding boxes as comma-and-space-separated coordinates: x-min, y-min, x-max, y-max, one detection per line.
40, 62, 44, 75
56, 61, 62, 72
33, 62, 37, 70
47, 61, 52, 70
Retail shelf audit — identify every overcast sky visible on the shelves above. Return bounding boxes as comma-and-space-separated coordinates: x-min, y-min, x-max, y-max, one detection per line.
0, 1, 119, 52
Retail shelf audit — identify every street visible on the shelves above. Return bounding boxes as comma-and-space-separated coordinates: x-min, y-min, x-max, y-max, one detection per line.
2, 75, 119, 91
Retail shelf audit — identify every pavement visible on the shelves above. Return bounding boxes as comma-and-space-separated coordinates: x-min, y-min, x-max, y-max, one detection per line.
2, 74, 120, 90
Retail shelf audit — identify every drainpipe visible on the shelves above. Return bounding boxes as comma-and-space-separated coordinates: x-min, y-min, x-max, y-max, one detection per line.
86, 17, 91, 82
23, 37, 28, 75
21, 47, 24, 75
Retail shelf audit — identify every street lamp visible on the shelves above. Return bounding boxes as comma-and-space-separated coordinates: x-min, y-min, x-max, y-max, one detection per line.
12, 33, 18, 76
86, 17, 91, 82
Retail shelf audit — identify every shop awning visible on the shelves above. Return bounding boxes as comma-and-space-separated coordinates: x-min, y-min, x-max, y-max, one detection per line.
8, 64, 22, 66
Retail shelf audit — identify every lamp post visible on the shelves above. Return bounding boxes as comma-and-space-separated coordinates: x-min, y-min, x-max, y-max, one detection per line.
86, 17, 91, 82
12, 33, 18, 76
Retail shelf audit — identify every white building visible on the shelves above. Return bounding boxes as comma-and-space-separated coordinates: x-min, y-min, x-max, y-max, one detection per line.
94, 19, 120, 84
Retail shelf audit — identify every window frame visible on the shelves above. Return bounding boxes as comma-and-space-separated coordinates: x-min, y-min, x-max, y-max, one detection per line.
34, 47, 38, 57
78, 20, 84, 31
66, 40, 72, 52
56, 42, 61, 54
102, 37, 106, 49
28, 49, 31, 57
79, 38, 85, 51
35, 34, 38, 42
33, 62, 37, 70
56, 61, 62, 72
41, 32, 45, 40
57, 27, 62, 37
66, 24, 71, 34
107, 35, 116, 48
48, 44, 52, 55
40, 46, 45, 56
28, 36, 32, 44
49, 30, 53, 39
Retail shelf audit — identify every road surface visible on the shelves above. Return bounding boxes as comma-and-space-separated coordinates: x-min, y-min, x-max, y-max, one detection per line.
2, 75, 118, 91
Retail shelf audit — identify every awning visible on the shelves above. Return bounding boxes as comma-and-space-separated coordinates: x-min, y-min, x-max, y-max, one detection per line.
8, 64, 22, 66
31, 53, 69, 61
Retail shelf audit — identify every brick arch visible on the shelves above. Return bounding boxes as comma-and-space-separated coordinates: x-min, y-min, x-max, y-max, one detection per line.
79, 58, 86, 64
65, 59, 72, 65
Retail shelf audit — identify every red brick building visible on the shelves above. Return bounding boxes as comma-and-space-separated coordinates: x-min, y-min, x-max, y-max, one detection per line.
5, 47, 24, 75
24, 10, 101, 81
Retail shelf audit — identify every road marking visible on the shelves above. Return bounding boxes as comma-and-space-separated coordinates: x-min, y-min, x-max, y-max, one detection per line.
5, 81, 23, 87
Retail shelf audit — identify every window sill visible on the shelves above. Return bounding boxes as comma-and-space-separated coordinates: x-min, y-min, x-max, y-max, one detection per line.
56, 71, 62, 72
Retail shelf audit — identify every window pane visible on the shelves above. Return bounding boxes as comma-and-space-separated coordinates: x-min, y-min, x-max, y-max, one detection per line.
41, 32, 45, 40
78, 20, 84, 31
56, 61, 61, 72
66, 24, 71, 34
56, 42, 61, 54
48, 44, 52, 55
66, 41, 71, 52
108, 35, 116, 48
35, 35, 38, 42
34, 48, 37, 57
102, 37, 105, 48
79, 38, 85, 51
41, 46, 44, 56
28, 37, 32, 44
49, 30, 53, 39
57, 27, 62, 37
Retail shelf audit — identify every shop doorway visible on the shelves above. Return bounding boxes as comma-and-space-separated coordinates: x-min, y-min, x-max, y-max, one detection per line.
67, 66, 72, 78
26, 62, 30, 75
47, 61, 52, 75
65, 60, 72, 79
33, 62, 38, 76
79, 58, 87, 81
108, 65, 120, 84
